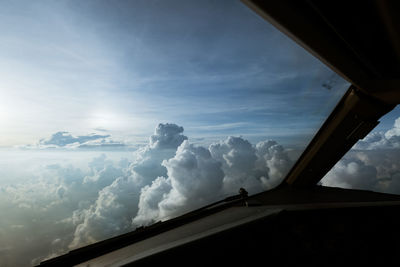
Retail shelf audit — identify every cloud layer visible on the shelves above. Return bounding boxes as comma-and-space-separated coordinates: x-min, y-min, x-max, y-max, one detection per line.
41, 132, 110, 146
322, 116, 400, 193
4, 116, 400, 266
0, 123, 294, 266
69, 124, 293, 248
21, 131, 128, 150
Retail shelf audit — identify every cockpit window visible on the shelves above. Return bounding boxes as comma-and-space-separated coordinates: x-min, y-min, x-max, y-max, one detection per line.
0, 1, 349, 265
321, 105, 400, 194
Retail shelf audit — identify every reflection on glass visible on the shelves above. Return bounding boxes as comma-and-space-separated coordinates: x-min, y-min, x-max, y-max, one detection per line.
0, 1, 348, 265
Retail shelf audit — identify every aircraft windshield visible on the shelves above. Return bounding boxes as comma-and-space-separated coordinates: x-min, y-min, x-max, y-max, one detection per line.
321, 105, 400, 194
0, 1, 349, 265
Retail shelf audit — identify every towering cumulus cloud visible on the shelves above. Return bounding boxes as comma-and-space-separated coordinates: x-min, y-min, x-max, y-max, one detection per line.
210, 137, 259, 193
1, 123, 293, 266
209, 137, 292, 194
133, 141, 225, 225
149, 123, 188, 149
69, 123, 189, 247
132, 135, 293, 226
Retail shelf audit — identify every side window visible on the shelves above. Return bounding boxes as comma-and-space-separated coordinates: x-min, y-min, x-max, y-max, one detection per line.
321, 105, 400, 194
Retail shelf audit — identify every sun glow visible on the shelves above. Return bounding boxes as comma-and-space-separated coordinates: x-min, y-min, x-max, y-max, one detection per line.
86, 110, 122, 130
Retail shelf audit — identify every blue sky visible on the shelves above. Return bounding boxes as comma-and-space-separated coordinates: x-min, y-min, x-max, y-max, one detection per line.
0, 0, 353, 147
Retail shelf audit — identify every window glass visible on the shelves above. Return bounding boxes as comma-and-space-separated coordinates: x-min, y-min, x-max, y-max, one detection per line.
0, 1, 349, 265
321, 105, 400, 194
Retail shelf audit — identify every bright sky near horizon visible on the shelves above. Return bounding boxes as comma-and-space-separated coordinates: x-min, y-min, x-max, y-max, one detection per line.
0, 0, 351, 147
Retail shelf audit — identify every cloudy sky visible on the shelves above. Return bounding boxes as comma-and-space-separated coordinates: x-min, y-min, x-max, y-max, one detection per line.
0, 0, 353, 148
0, 1, 400, 266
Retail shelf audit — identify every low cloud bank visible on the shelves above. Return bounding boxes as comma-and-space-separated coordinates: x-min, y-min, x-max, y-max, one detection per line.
0, 123, 292, 266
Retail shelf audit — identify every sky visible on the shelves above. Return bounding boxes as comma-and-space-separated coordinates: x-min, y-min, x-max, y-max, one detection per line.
1, 1, 400, 266
0, 0, 351, 148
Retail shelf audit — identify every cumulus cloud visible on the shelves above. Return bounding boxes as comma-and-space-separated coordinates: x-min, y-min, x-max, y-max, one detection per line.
149, 123, 188, 149
256, 140, 292, 188
322, 116, 400, 193
322, 149, 400, 194
132, 136, 292, 226
69, 175, 141, 248
166, 140, 224, 200
210, 136, 260, 193
69, 123, 190, 247
0, 152, 130, 266
1, 122, 293, 266
321, 157, 378, 190
152, 140, 225, 221
385, 117, 400, 139
133, 177, 172, 226
354, 117, 400, 150
209, 137, 291, 194
8, 115, 400, 265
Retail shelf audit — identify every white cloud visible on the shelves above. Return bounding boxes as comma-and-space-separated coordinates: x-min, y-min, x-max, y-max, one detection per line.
354, 131, 391, 150
20, 131, 128, 150
322, 158, 378, 190
354, 117, 400, 150
69, 175, 141, 248
69, 123, 189, 247
1, 122, 293, 266
385, 117, 400, 139
256, 140, 292, 188
159, 141, 225, 217
73, 130, 293, 232
133, 177, 172, 226
41, 132, 110, 146
210, 136, 260, 194
132, 136, 292, 226
166, 140, 224, 200
322, 116, 400, 193
133, 140, 225, 225
5, 114, 400, 266
149, 123, 188, 149
209, 137, 291, 194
